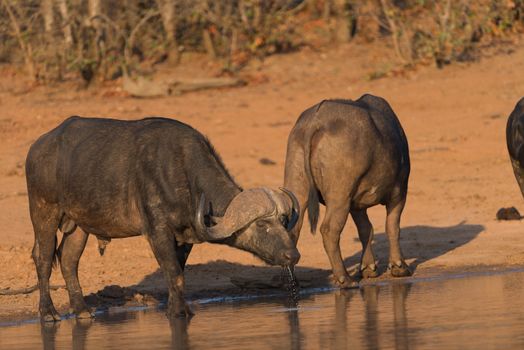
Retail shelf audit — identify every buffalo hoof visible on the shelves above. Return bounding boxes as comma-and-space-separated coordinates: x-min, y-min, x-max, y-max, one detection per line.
169, 301, 194, 320
75, 309, 94, 319
332, 275, 359, 289
389, 260, 412, 278
360, 263, 379, 279
41, 307, 61, 323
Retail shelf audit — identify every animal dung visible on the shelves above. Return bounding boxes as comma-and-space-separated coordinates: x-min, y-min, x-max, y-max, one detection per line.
496, 207, 522, 221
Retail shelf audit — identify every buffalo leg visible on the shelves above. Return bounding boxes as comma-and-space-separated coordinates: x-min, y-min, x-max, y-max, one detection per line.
320, 202, 357, 288
146, 229, 192, 319
351, 210, 378, 278
58, 229, 91, 318
510, 158, 524, 199
175, 243, 193, 271
385, 196, 411, 277
30, 203, 61, 322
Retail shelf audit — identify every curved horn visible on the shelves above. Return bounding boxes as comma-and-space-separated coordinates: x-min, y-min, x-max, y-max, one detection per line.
279, 187, 299, 231
197, 189, 278, 240
195, 194, 209, 239
195, 194, 230, 240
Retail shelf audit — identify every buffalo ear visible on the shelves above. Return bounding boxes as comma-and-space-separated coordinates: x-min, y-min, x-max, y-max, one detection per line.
279, 187, 300, 231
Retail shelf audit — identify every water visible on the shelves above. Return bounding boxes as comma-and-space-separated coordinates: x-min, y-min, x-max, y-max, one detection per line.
3, 269, 524, 349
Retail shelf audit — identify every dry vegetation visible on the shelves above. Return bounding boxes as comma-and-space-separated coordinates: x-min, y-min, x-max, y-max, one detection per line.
0, 0, 523, 85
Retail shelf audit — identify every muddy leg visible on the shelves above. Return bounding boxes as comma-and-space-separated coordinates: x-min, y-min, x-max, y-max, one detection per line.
146, 228, 192, 319
59, 229, 91, 318
175, 243, 193, 271
351, 209, 378, 279
386, 197, 411, 277
31, 204, 61, 322
320, 203, 356, 288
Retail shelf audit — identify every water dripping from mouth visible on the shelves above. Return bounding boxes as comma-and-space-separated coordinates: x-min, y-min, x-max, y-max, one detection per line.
284, 265, 299, 308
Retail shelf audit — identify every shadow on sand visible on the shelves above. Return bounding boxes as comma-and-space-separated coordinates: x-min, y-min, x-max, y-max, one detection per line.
81, 222, 484, 314
119, 222, 484, 301
343, 221, 485, 275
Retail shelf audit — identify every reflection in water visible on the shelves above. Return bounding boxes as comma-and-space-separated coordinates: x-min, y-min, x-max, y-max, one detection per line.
361, 285, 380, 350
71, 319, 93, 350
287, 307, 302, 350
170, 318, 190, 350
391, 283, 410, 350
40, 321, 59, 350
4, 270, 524, 349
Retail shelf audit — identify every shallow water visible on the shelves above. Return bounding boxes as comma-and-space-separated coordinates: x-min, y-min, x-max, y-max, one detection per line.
3, 269, 524, 349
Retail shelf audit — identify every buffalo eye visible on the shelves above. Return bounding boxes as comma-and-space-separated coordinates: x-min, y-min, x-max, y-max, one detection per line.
280, 215, 289, 228
256, 220, 268, 229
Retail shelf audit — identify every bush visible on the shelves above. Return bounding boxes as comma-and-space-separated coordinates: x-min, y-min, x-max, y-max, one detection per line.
0, 0, 523, 83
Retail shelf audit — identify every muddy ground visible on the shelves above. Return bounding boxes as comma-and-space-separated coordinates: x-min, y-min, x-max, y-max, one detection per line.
1, 39, 524, 322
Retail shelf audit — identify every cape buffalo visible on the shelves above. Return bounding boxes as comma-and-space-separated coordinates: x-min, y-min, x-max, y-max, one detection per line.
26, 116, 300, 322
283, 94, 411, 288
507, 97, 524, 200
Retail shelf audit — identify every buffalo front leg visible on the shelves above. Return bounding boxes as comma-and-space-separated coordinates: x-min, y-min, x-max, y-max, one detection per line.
146, 230, 193, 319
351, 210, 378, 279
320, 203, 357, 288
58, 229, 91, 318
386, 197, 411, 277
30, 203, 61, 322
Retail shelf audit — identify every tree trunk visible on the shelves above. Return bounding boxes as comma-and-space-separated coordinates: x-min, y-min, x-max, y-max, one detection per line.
88, 0, 103, 80
42, 0, 54, 35
1, 0, 37, 81
156, 0, 178, 64
88, 0, 103, 46
202, 29, 216, 59
333, 0, 349, 42
57, 0, 73, 47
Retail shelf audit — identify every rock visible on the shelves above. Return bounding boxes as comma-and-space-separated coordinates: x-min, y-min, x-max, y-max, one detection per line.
496, 207, 522, 220
99, 285, 125, 299
259, 158, 276, 165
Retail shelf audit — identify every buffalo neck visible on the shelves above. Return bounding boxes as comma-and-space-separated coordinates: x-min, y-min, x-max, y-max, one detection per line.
201, 178, 241, 217
187, 144, 242, 217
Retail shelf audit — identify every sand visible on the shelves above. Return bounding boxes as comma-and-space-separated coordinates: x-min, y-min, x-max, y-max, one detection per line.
1, 39, 524, 321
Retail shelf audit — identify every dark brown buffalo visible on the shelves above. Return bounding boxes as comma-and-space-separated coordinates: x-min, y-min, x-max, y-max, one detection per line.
283, 94, 411, 288
26, 116, 300, 322
507, 98, 524, 200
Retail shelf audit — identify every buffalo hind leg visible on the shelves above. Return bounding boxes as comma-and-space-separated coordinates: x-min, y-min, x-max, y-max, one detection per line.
320, 202, 357, 288
351, 210, 378, 279
31, 204, 61, 322
146, 228, 193, 319
385, 197, 411, 277
175, 243, 193, 271
59, 229, 92, 318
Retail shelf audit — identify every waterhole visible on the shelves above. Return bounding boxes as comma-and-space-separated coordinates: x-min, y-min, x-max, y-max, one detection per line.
2, 269, 524, 349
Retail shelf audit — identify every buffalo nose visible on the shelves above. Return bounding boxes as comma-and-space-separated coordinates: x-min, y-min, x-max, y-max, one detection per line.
283, 249, 301, 265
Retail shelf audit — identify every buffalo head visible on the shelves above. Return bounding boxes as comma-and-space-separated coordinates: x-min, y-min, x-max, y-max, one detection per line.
196, 187, 300, 266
